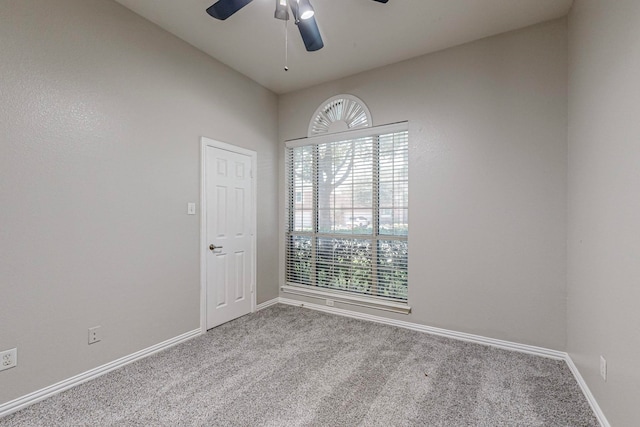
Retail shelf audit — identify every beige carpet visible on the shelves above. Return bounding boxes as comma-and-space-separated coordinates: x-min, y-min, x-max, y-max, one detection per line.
0, 304, 598, 426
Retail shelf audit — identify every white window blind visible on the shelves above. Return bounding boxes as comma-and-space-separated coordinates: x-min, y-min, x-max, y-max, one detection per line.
286, 124, 408, 302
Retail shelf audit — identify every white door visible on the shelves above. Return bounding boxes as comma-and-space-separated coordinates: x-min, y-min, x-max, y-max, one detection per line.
204, 143, 254, 329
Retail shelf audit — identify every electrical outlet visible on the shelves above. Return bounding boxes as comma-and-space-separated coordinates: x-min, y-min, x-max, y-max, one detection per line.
326, 299, 334, 307
600, 356, 607, 381
0, 348, 17, 372
88, 326, 102, 344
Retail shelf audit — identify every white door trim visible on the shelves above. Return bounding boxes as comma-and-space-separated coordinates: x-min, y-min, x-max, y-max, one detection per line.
200, 137, 257, 333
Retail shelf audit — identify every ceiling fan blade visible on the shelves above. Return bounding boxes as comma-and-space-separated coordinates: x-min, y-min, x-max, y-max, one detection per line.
206, 0, 253, 20
289, 0, 323, 51
297, 16, 324, 52
373, 0, 389, 3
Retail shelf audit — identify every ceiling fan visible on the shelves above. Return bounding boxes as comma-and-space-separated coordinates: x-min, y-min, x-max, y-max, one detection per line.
206, 0, 389, 52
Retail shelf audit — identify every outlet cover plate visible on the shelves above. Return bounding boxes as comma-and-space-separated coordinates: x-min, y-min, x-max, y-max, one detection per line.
0, 348, 17, 371
88, 326, 102, 344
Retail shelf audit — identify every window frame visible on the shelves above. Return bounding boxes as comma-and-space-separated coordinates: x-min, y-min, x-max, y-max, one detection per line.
283, 121, 410, 314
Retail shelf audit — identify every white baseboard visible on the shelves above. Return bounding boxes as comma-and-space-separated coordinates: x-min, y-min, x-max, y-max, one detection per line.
255, 298, 280, 311
565, 356, 611, 427
2, 300, 610, 427
0, 328, 201, 419
277, 296, 610, 426
278, 297, 565, 359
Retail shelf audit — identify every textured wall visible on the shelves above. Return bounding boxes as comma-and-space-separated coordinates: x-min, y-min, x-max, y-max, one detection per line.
568, 1, 640, 425
279, 20, 568, 350
0, 0, 278, 404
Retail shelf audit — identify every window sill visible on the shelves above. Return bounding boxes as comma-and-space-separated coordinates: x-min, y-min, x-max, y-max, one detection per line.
281, 284, 411, 315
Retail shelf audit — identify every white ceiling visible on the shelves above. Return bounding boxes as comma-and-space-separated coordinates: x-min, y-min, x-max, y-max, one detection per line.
114, 0, 573, 94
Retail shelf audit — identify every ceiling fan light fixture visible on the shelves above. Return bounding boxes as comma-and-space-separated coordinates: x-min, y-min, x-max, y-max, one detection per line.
297, 0, 315, 20
274, 0, 289, 20
207, 0, 388, 52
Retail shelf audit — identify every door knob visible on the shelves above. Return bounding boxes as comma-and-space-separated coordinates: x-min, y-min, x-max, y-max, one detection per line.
209, 244, 223, 251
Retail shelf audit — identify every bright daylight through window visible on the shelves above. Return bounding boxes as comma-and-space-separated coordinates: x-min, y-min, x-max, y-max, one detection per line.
286, 124, 408, 302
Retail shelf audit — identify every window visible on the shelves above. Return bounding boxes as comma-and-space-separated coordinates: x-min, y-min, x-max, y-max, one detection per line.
285, 123, 408, 305
308, 94, 372, 136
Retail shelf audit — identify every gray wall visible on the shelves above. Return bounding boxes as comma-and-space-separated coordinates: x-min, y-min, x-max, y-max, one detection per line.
567, 1, 640, 425
0, 0, 279, 404
279, 19, 568, 351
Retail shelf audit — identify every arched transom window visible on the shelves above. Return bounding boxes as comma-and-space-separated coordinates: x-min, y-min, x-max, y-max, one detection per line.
308, 94, 372, 137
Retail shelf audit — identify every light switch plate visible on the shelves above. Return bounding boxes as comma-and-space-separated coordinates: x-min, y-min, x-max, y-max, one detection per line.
187, 203, 196, 215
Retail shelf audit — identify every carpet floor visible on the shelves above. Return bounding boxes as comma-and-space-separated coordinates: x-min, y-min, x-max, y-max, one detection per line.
1, 304, 598, 426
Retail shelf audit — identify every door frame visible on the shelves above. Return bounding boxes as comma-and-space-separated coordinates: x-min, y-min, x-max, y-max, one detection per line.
200, 136, 257, 333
